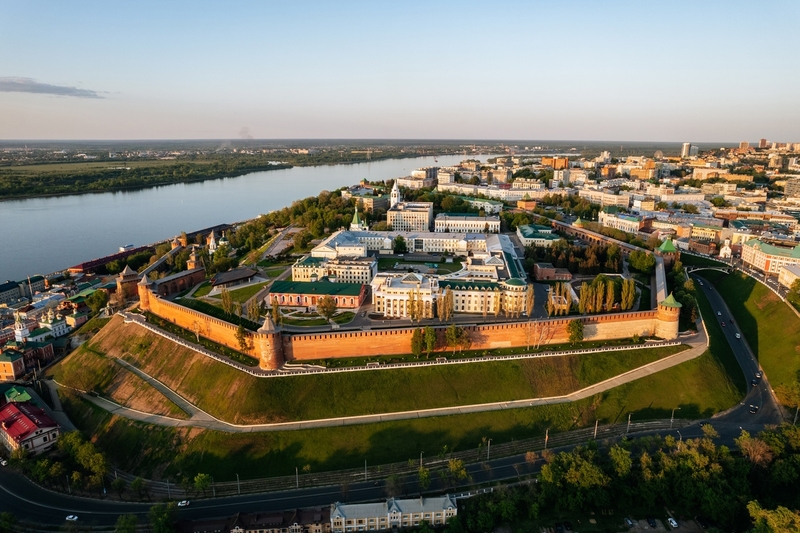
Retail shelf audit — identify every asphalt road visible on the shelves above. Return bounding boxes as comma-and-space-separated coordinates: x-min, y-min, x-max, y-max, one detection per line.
692, 273, 783, 425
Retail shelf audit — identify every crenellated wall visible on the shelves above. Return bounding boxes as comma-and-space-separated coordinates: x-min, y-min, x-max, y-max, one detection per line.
139, 282, 678, 368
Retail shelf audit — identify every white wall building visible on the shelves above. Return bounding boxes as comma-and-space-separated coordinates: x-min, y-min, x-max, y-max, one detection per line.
434, 214, 500, 233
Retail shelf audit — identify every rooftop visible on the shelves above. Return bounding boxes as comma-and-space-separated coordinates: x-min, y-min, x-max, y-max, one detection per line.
0, 401, 59, 443
743, 238, 800, 259
269, 280, 364, 297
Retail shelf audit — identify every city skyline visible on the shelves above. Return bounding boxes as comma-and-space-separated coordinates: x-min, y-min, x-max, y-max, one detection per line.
1, 0, 799, 141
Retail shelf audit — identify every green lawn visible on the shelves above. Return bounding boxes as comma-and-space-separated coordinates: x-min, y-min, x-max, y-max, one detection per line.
706, 271, 800, 402
377, 258, 463, 274
192, 281, 212, 298
227, 281, 269, 303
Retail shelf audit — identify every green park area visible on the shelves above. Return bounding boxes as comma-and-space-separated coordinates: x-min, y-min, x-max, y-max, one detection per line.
377, 257, 464, 275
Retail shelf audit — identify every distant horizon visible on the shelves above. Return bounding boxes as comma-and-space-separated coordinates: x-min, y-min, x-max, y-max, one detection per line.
2, 1, 798, 140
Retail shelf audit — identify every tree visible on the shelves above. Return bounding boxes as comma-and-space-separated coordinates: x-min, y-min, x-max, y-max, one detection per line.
424, 326, 436, 358
235, 324, 250, 353
220, 287, 233, 315
407, 291, 418, 322
629, 250, 656, 274
115, 514, 138, 533
567, 319, 584, 344
271, 297, 282, 325
131, 476, 145, 498
86, 290, 109, 314
111, 477, 127, 498
0, 513, 16, 533
194, 473, 212, 497
148, 502, 177, 533
393, 235, 407, 254
418, 466, 431, 490
411, 328, 424, 358
190, 320, 203, 343
747, 501, 800, 533
445, 324, 461, 354
525, 284, 535, 317
246, 297, 261, 322
317, 295, 338, 322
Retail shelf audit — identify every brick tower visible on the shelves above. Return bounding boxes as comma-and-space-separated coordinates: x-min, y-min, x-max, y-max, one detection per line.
256, 314, 284, 370
654, 293, 681, 339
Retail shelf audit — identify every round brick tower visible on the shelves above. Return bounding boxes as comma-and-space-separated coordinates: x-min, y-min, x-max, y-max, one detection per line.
137, 273, 153, 311
256, 314, 284, 370
654, 293, 681, 339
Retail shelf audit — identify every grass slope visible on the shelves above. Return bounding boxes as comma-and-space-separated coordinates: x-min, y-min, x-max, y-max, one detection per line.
59, 316, 687, 425
710, 272, 800, 401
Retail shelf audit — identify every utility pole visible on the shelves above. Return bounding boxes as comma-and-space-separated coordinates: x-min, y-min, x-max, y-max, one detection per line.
544, 429, 549, 450
626, 413, 632, 434
420, 451, 423, 468
296, 467, 299, 489
670, 407, 681, 429
236, 473, 240, 495
593, 420, 598, 440
486, 439, 492, 461
212, 476, 215, 497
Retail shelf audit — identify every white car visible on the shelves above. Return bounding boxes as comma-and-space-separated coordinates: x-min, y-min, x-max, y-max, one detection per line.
717, 311, 722, 316
735, 333, 741, 339
66, 515, 78, 522
668, 517, 679, 528
178, 500, 190, 507
0, 459, 7, 467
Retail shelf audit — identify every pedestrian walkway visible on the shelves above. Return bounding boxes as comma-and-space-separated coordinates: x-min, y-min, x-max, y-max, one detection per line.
73, 327, 708, 433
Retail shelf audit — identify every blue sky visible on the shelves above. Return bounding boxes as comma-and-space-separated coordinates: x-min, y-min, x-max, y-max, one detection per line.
1, 0, 799, 141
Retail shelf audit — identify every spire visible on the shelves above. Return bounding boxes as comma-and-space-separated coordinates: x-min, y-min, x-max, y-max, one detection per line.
258, 313, 279, 334
351, 210, 361, 226
138, 273, 153, 286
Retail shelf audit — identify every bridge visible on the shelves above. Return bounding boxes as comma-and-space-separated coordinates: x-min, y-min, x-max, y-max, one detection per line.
685, 265, 734, 275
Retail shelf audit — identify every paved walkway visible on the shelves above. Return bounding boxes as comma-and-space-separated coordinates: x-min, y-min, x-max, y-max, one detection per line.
74, 327, 708, 433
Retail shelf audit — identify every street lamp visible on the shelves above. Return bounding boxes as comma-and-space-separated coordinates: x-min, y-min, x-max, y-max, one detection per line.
486, 439, 492, 461
626, 413, 632, 434
677, 430, 682, 442
670, 407, 681, 429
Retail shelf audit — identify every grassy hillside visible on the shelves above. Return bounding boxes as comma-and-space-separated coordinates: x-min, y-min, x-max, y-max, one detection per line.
56, 316, 688, 424
710, 272, 800, 402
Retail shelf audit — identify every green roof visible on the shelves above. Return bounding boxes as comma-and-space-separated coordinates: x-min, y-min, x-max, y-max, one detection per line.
269, 280, 363, 296
5, 386, 32, 403
457, 196, 503, 205
504, 278, 526, 286
0, 349, 23, 363
660, 293, 682, 308
28, 327, 51, 338
351, 211, 361, 225
297, 255, 327, 266
504, 251, 523, 279
743, 238, 800, 258
657, 238, 677, 253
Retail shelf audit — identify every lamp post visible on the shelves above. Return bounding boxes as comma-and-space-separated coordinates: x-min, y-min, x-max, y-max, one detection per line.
486, 439, 492, 461
236, 473, 240, 495
626, 413, 632, 434
296, 467, 299, 489
420, 451, 423, 468
677, 430, 682, 442
670, 407, 681, 429
593, 420, 599, 440
211, 476, 215, 497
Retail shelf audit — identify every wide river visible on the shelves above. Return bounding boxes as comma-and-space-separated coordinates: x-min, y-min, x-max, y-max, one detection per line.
1, 154, 497, 280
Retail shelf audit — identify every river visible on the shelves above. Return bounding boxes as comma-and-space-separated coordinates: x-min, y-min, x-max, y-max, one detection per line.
0, 154, 497, 280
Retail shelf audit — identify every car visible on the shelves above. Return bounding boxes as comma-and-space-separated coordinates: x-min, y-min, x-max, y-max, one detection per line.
698, 280, 704, 286
177, 500, 190, 507
735, 333, 741, 339
647, 517, 657, 528
0, 460, 7, 467
721, 322, 725, 327
749, 404, 759, 414
751, 378, 758, 386
624, 517, 635, 528
66, 516, 78, 522
717, 311, 722, 316
756, 371, 762, 378
668, 517, 679, 528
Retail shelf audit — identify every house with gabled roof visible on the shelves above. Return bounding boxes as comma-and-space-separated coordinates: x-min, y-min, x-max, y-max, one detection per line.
0, 401, 60, 455
330, 495, 457, 532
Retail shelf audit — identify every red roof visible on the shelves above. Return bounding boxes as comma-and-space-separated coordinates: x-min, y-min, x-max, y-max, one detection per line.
0, 402, 59, 443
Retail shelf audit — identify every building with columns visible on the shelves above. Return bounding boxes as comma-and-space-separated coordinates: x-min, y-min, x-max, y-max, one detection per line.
387, 181, 434, 231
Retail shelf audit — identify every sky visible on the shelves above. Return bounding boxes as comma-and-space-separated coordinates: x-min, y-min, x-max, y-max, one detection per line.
1, 0, 799, 142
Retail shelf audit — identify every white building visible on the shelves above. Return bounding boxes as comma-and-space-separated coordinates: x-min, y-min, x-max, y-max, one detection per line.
578, 189, 631, 208
598, 211, 647, 233
778, 264, 800, 289
292, 256, 378, 284
396, 176, 436, 189
387, 181, 434, 231
741, 238, 800, 274
434, 214, 500, 233
0, 402, 60, 455
511, 178, 545, 190
331, 496, 457, 532
311, 229, 504, 258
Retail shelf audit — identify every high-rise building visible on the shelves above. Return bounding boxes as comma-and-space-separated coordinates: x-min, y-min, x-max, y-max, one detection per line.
681, 143, 692, 158
689, 145, 699, 157
759, 138, 768, 149
740, 141, 750, 150
784, 177, 800, 199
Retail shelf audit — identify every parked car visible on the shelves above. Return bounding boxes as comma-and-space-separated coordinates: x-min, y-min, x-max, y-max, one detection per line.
66, 516, 78, 522
668, 517, 679, 528
647, 517, 657, 528
178, 500, 190, 507
624, 517, 635, 528
0, 459, 7, 467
